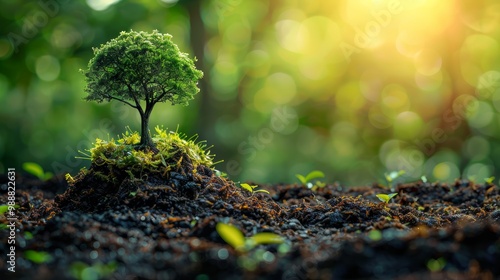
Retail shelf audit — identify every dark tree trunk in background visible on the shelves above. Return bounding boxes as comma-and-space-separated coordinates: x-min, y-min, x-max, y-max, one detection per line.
184, 0, 215, 143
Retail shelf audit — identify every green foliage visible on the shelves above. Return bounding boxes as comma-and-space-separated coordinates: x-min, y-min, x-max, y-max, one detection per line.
22, 162, 53, 181
485, 176, 495, 184
427, 257, 446, 272
384, 170, 406, 191
216, 223, 284, 252
376, 193, 398, 204
0, 205, 8, 215
79, 126, 215, 175
24, 231, 34, 240
24, 250, 52, 264
65, 173, 76, 184
82, 30, 203, 149
368, 229, 382, 241
214, 169, 228, 178
296, 171, 325, 190
240, 183, 270, 196
0, 204, 19, 216
70, 261, 118, 280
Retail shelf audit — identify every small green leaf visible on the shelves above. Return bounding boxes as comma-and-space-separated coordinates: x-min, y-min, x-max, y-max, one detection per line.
427, 257, 446, 272
24, 231, 34, 240
22, 162, 45, 180
159, 154, 167, 167
240, 183, 255, 193
315, 181, 326, 188
216, 223, 246, 250
295, 174, 307, 185
485, 176, 495, 184
253, 189, 270, 194
0, 205, 8, 215
43, 172, 54, 181
304, 171, 325, 183
368, 230, 382, 241
24, 250, 52, 264
421, 176, 427, 183
249, 232, 284, 245
376, 193, 398, 203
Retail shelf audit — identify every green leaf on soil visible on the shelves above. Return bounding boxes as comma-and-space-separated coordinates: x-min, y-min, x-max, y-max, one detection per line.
0, 205, 8, 215
295, 174, 307, 185
485, 176, 495, 184
24, 231, 33, 240
253, 189, 270, 194
427, 257, 446, 272
296, 171, 325, 185
249, 232, 284, 245
240, 183, 255, 193
368, 230, 382, 241
22, 162, 53, 181
216, 223, 246, 250
24, 250, 52, 264
376, 193, 398, 203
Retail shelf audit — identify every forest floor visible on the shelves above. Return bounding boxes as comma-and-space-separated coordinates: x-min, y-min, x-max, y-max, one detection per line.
1, 162, 500, 280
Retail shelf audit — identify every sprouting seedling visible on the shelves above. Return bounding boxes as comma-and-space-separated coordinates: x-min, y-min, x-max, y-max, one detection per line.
384, 170, 405, 191
427, 257, 446, 272
0, 204, 19, 216
296, 170, 325, 190
376, 193, 398, 204
24, 250, 53, 264
214, 169, 228, 178
240, 183, 270, 196
485, 176, 495, 185
216, 223, 284, 252
22, 162, 53, 181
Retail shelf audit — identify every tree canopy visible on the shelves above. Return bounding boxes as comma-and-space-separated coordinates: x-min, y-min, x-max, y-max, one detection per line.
83, 30, 203, 107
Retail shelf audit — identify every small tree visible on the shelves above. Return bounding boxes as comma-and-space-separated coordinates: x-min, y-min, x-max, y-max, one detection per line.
82, 30, 203, 151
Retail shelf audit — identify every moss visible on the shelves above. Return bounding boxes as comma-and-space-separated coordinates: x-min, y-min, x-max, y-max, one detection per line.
85, 126, 216, 177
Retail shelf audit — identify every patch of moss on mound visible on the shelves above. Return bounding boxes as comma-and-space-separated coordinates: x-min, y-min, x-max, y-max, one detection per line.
88, 126, 216, 172
55, 127, 224, 212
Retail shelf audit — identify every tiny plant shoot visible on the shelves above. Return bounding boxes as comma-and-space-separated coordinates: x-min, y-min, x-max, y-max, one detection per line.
376, 193, 398, 204
240, 183, 270, 196
22, 162, 53, 181
216, 223, 284, 252
82, 30, 203, 152
485, 176, 495, 185
296, 170, 326, 190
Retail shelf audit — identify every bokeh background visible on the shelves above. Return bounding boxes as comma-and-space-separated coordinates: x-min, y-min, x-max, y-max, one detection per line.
1, 0, 500, 186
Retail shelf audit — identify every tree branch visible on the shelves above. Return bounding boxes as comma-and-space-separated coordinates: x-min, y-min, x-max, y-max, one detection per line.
153, 87, 174, 104
104, 94, 137, 109
127, 84, 144, 115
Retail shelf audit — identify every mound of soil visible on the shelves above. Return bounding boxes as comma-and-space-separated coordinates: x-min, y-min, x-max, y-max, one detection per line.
1, 159, 500, 279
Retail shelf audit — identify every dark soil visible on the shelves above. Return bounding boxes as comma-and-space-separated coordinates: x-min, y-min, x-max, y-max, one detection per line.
1, 157, 500, 279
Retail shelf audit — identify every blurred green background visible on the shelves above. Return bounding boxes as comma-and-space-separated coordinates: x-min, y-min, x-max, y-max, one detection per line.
1, 0, 500, 186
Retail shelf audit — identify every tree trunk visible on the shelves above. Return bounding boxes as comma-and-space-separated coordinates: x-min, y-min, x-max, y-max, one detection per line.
139, 110, 157, 152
